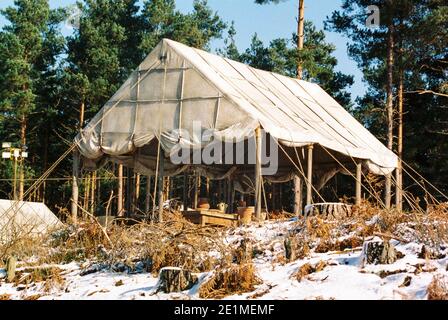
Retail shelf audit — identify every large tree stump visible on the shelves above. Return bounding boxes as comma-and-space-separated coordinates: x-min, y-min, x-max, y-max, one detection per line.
156, 267, 198, 293
6, 256, 16, 283
361, 238, 400, 265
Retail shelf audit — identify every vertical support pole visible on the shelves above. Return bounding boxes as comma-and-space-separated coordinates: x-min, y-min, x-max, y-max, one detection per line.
294, 176, 303, 216
125, 167, 131, 216
193, 172, 199, 209
306, 144, 313, 206
71, 151, 79, 223
228, 182, 232, 208
255, 126, 262, 220
182, 173, 188, 210
157, 147, 165, 222
135, 173, 140, 204
356, 161, 362, 206
145, 175, 151, 214
90, 171, 96, 214
117, 164, 124, 217
230, 180, 235, 213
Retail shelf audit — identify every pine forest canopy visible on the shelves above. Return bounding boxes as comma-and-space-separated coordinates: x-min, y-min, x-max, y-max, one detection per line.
0, 0, 446, 215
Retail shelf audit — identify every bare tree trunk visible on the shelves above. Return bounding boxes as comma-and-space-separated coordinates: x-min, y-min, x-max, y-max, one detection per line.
135, 173, 140, 204
71, 151, 79, 223
396, 70, 404, 211
293, 0, 305, 214
19, 115, 27, 200
145, 175, 151, 214
84, 173, 90, 212
296, 0, 305, 79
255, 126, 262, 219
117, 164, 124, 217
293, 176, 303, 215
157, 150, 165, 222
42, 127, 49, 203
385, 22, 395, 209
71, 101, 85, 222
193, 173, 199, 209
90, 171, 96, 214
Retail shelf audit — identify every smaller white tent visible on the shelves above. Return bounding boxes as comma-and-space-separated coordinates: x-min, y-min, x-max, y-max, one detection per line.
0, 199, 63, 242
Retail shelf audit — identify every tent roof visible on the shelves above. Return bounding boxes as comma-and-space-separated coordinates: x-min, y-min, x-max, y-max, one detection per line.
76, 39, 397, 176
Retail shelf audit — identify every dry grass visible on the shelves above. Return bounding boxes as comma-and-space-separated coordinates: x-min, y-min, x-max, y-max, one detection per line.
0, 294, 11, 300
294, 260, 328, 282
13, 266, 65, 292
199, 263, 261, 299
427, 275, 448, 300
1, 212, 231, 276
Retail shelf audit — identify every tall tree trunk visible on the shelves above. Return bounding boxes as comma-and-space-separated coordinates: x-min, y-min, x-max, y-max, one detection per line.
19, 115, 27, 200
90, 171, 96, 214
145, 175, 151, 214
135, 173, 141, 205
117, 164, 124, 217
42, 126, 49, 203
396, 70, 404, 211
71, 101, 85, 221
296, 0, 305, 79
293, 0, 305, 215
84, 173, 90, 213
385, 22, 395, 209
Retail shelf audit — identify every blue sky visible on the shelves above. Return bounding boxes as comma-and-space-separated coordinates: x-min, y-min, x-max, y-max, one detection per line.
0, 0, 366, 100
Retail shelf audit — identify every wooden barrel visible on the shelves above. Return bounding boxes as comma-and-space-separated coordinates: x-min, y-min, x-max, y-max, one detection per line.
238, 206, 254, 224
198, 198, 210, 209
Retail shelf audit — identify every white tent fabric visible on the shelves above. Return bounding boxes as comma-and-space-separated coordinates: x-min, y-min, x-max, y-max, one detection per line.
0, 199, 63, 242
76, 39, 397, 176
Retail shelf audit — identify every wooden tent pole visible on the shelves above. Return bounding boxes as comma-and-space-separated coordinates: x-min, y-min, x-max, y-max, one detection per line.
145, 175, 151, 214
255, 126, 262, 219
135, 173, 140, 204
193, 172, 199, 209
294, 176, 303, 215
306, 144, 313, 206
117, 164, 124, 217
157, 148, 165, 222
182, 173, 188, 210
356, 162, 362, 205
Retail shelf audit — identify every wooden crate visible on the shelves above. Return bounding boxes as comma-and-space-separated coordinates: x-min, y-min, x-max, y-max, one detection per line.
182, 209, 239, 227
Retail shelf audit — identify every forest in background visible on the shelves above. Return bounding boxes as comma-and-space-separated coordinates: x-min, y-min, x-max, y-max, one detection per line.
0, 0, 446, 216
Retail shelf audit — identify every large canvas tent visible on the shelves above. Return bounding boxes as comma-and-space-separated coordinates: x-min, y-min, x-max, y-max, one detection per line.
75, 39, 397, 209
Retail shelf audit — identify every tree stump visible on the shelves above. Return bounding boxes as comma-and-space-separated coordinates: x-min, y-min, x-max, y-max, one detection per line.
284, 235, 299, 262
6, 256, 16, 283
234, 238, 253, 264
156, 267, 198, 293
361, 238, 400, 265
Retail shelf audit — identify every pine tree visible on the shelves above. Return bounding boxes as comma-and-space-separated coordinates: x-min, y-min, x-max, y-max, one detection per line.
0, 0, 65, 200
327, 0, 448, 204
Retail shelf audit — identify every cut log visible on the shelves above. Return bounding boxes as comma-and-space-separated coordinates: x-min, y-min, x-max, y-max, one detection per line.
361, 238, 402, 265
156, 267, 198, 293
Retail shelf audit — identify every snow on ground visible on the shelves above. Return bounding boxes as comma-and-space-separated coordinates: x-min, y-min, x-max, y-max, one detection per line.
0, 219, 447, 300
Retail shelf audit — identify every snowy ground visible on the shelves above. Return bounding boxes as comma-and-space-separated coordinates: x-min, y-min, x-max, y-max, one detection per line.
1, 219, 447, 300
